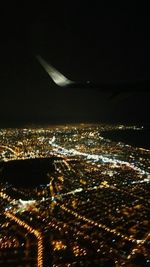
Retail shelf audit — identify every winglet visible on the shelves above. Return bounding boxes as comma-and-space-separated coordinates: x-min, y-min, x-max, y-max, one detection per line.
36, 55, 74, 87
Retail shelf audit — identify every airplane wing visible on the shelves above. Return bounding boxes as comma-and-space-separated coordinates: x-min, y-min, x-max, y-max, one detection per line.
36, 55, 74, 87
36, 55, 150, 97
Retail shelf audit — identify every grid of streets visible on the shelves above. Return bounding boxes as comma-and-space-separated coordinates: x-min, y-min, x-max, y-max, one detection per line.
0, 124, 150, 266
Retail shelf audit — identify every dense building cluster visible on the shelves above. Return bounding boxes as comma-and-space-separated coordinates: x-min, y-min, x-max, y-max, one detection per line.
0, 124, 150, 266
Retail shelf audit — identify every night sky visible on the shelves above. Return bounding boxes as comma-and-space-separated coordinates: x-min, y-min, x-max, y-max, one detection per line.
0, 3, 149, 126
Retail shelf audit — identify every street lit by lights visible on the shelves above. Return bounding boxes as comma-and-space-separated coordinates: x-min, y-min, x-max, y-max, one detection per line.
0, 124, 150, 266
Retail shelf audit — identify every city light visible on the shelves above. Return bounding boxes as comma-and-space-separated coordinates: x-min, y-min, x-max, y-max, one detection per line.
0, 124, 150, 265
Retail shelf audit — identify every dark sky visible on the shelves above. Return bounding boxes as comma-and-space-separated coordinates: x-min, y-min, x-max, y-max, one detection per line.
0, 3, 149, 126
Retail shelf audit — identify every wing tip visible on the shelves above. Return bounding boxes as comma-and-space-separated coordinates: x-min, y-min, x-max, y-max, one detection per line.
36, 54, 74, 87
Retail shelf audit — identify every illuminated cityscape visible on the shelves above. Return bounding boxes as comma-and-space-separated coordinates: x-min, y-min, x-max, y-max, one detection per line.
0, 124, 150, 266
0, 1, 150, 266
